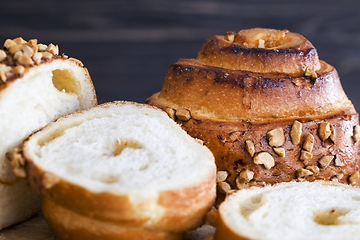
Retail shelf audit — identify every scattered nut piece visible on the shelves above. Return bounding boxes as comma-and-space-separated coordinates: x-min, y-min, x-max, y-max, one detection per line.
353, 125, 360, 142
41, 52, 53, 60
273, 147, 285, 157
253, 152, 275, 170
245, 140, 255, 157
228, 131, 241, 142
349, 171, 360, 185
42, 172, 61, 190
46, 43, 59, 55
0, 50, 6, 61
224, 31, 235, 42
303, 133, 314, 152
300, 150, 312, 161
37, 43, 48, 52
331, 174, 344, 182
164, 107, 176, 120
14, 65, 25, 75
13, 51, 23, 60
32, 52, 42, 64
290, 120, 302, 145
304, 67, 317, 79
318, 155, 334, 169
8, 44, 21, 55
335, 155, 345, 167
217, 181, 231, 194
6, 148, 26, 178
4, 39, 16, 49
21, 44, 34, 57
296, 168, 313, 178
267, 127, 285, 147
318, 122, 333, 141
305, 165, 319, 176
216, 170, 229, 183
238, 169, 254, 183
17, 55, 34, 66
329, 123, 336, 142
175, 108, 191, 121
13, 37, 26, 45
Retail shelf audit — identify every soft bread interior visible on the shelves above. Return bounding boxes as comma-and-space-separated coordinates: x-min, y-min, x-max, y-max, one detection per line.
0, 59, 95, 183
24, 102, 215, 194
217, 181, 360, 240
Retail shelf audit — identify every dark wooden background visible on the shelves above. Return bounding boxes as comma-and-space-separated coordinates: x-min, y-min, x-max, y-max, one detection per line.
2, 0, 360, 111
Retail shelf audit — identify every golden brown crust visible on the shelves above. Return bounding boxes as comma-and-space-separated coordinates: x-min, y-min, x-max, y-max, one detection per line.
197, 28, 320, 75
42, 197, 183, 240
213, 213, 251, 240
145, 28, 360, 191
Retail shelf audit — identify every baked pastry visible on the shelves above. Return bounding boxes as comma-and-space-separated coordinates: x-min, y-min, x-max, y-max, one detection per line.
214, 181, 360, 240
145, 28, 360, 194
16, 101, 216, 240
1, 37, 97, 229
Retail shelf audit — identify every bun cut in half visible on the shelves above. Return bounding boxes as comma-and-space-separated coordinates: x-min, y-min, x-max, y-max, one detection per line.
19, 101, 216, 240
1, 37, 96, 229
215, 181, 360, 240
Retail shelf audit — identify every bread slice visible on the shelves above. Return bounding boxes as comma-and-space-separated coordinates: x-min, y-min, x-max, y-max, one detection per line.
0, 37, 97, 229
215, 181, 360, 240
20, 101, 216, 239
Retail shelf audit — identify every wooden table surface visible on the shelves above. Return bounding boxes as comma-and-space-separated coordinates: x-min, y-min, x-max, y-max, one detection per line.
1, 0, 360, 238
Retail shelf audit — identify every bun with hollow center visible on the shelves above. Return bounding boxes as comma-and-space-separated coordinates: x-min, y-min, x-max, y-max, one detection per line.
215, 181, 360, 240
145, 28, 360, 198
18, 101, 216, 240
1, 37, 97, 229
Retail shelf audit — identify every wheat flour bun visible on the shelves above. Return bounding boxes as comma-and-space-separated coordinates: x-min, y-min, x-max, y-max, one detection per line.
0, 37, 96, 229
18, 101, 216, 240
215, 181, 360, 240
145, 28, 360, 196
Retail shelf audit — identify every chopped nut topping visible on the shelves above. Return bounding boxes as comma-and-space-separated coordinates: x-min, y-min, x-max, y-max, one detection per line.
238, 169, 254, 183
331, 174, 344, 182
4, 39, 16, 49
305, 67, 317, 79
164, 107, 176, 120
349, 171, 360, 185
290, 120, 302, 145
32, 52, 42, 64
354, 125, 360, 142
224, 31, 235, 42
335, 155, 345, 167
253, 152, 275, 170
14, 65, 25, 75
6, 148, 26, 178
267, 127, 285, 147
41, 52, 53, 60
13, 37, 26, 45
303, 133, 314, 152
305, 165, 319, 175
216, 170, 229, 183
318, 122, 334, 142
21, 44, 34, 57
37, 43, 48, 52
0, 64, 12, 82
0, 50, 6, 62
228, 131, 241, 142
296, 168, 313, 178
46, 43, 59, 55
273, 147, 285, 157
217, 181, 231, 194
175, 108, 191, 121
245, 140, 255, 157
318, 155, 334, 169
13, 51, 22, 60
300, 150, 312, 161
8, 44, 21, 55
42, 172, 61, 189
18, 55, 34, 66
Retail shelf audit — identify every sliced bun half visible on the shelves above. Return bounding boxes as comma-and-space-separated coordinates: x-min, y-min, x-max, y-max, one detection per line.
21, 101, 216, 239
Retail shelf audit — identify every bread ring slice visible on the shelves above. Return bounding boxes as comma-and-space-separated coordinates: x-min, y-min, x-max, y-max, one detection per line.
215, 181, 360, 240
21, 101, 216, 239
0, 37, 97, 229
